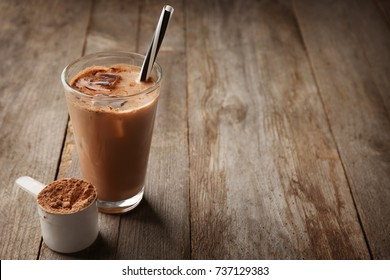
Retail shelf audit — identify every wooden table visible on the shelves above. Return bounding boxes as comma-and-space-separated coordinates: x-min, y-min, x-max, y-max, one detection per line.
1, 0, 389, 260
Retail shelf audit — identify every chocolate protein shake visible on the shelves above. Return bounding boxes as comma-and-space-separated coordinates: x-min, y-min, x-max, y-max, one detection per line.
62, 52, 162, 213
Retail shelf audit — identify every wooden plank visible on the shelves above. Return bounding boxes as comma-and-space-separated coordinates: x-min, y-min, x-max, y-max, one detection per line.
186, 0, 369, 259
375, 0, 390, 26
116, 0, 190, 259
41, 0, 190, 259
116, 51, 190, 259
0, 0, 91, 259
137, 0, 185, 53
293, 0, 390, 259
39, 0, 138, 260
84, 0, 140, 53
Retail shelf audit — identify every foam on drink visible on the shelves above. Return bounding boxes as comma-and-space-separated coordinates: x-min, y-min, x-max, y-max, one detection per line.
70, 64, 155, 97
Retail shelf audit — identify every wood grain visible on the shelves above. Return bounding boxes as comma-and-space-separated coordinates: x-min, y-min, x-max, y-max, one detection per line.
186, 0, 369, 259
375, 0, 390, 26
116, 0, 190, 259
294, 0, 390, 259
116, 51, 190, 259
40, 1, 139, 259
39, 0, 139, 260
0, 0, 91, 259
2, 0, 390, 260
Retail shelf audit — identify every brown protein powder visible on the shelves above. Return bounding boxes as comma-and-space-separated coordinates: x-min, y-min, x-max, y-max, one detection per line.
37, 178, 97, 214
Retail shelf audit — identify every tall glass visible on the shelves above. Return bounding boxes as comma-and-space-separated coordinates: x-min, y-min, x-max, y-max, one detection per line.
61, 51, 162, 214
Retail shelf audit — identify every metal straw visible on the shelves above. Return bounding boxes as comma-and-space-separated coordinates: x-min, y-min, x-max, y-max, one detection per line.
139, 5, 174, 81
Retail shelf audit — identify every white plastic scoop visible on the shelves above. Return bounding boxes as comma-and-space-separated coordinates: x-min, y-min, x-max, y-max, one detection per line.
15, 176, 45, 198
15, 176, 99, 253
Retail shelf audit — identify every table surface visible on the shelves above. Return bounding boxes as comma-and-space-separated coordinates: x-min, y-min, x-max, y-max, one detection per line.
1, 0, 389, 260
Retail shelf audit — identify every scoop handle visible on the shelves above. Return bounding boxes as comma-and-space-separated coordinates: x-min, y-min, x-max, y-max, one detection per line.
15, 176, 45, 198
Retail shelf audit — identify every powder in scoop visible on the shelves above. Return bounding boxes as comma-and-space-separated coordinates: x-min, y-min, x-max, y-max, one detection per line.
37, 178, 97, 214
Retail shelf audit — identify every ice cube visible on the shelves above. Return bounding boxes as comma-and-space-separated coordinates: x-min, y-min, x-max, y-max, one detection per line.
84, 73, 121, 92
92, 94, 127, 109
94, 73, 120, 86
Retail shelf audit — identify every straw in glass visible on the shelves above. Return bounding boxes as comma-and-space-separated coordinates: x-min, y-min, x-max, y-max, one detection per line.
139, 5, 174, 82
